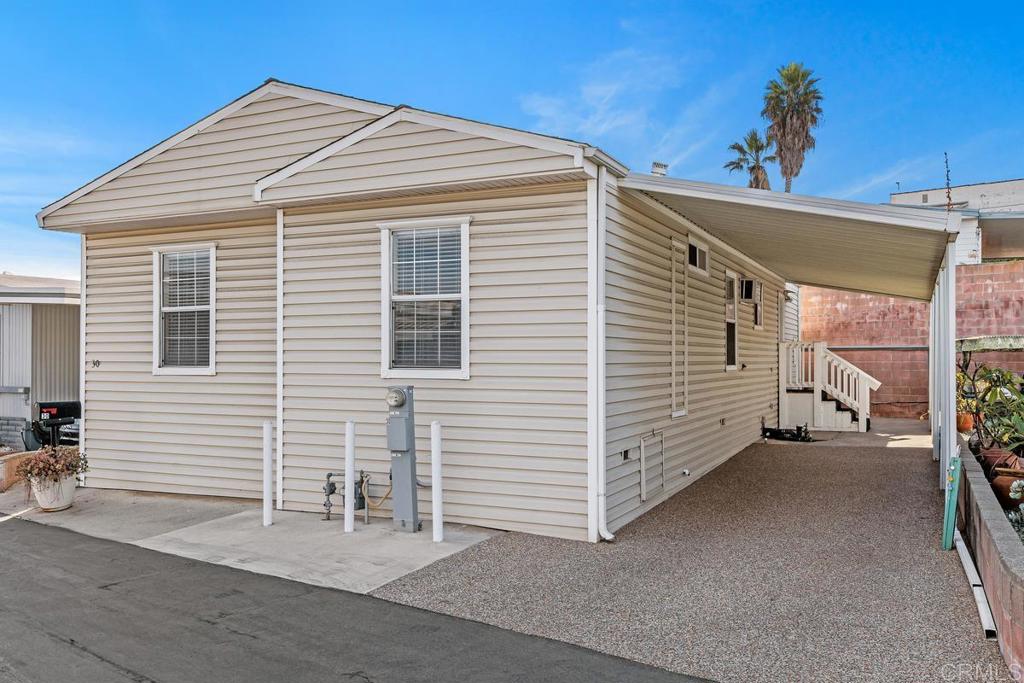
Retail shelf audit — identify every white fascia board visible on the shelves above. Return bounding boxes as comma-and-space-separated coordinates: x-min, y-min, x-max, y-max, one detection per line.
255, 107, 590, 201
37, 81, 393, 227
583, 146, 629, 177
621, 174, 956, 233
254, 108, 403, 200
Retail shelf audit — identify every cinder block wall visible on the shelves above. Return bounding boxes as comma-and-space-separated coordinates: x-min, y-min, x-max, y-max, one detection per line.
801, 261, 1024, 418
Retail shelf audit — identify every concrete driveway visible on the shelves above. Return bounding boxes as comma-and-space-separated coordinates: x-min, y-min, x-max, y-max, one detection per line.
374, 420, 1010, 682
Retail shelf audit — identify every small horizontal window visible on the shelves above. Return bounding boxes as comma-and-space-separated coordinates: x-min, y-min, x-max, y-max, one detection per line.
688, 240, 709, 276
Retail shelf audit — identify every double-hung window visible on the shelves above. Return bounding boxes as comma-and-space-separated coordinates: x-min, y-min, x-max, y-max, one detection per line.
152, 243, 216, 375
380, 216, 470, 380
724, 269, 738, 371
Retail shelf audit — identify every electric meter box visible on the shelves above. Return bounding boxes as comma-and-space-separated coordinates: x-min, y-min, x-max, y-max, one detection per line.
385, 385, 419, 532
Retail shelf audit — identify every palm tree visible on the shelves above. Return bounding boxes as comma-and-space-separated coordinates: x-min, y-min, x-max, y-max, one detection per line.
723, 129, 776, 190
761, 62, 823, 193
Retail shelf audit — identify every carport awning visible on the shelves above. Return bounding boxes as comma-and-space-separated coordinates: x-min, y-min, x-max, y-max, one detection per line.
620, 175, 959, 301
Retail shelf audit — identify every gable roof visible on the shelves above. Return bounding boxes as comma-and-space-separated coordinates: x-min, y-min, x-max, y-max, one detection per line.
36, 80, 394, 226
38, 79, 627, 228
252, 105, 623, 201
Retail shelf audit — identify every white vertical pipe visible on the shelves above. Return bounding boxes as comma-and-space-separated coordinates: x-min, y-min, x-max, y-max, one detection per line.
275, 208, 284, 510
431, 420, 443, 542
344, 420, 354, 533
262, 421, 273, 527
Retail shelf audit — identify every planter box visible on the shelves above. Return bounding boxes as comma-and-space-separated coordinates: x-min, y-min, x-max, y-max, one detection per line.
0, 450, 31, 492
959, 453, 1024, 674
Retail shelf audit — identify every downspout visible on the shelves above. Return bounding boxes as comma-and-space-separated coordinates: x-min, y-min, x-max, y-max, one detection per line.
596, 164, 614, 541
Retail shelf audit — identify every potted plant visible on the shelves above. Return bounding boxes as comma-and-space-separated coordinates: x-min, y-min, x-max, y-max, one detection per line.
956, 371, 977, 433
14, 446, 87, 511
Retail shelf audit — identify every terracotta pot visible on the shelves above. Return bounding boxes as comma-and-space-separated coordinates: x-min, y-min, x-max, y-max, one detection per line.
957, 412, 974, 433
991, 474, 1024, 510
980, 448, 1020, 476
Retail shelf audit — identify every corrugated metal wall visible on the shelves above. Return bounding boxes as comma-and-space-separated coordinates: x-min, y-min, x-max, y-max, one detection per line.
31, 304, 80, 403
0, 304, 32, 446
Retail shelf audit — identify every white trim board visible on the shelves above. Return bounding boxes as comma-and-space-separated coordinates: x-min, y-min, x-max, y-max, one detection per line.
37, 80, 392, 227
254, 107, 589, 201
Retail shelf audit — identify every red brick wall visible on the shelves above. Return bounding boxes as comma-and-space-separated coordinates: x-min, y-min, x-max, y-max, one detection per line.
801, 260, 1024, 418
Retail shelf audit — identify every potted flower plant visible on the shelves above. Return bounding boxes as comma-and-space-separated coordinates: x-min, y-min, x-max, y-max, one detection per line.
14, 446, 87, 511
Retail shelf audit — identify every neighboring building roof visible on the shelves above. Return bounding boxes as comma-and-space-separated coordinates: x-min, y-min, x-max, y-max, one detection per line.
0, 273, 80, 305
893, 177, 1024, 197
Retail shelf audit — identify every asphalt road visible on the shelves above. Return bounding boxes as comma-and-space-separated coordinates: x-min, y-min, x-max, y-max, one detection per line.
0, 519, 701, 683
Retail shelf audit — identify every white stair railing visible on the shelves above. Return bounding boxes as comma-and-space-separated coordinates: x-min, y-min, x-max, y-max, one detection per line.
780, 341, 882, 432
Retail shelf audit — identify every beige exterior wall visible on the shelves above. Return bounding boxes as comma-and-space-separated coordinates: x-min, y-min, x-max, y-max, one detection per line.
263, 120, 581, 203
46, 94, 380, 229
281, 184, 591, 539
82, 220, 276, 497
603, 187, 785, 531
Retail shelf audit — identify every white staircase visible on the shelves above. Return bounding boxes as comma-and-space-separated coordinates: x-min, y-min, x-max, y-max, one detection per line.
778, 341, 882, 433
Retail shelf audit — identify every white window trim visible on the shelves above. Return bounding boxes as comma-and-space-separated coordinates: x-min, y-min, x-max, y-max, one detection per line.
687, 237, 710, 278
151, 242, 217, 376
671, 237, 688, 418
379, 216, 471, 380
725, 268, 738, 372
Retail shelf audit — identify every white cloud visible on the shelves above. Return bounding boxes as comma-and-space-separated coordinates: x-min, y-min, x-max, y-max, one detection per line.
520, 48, 744, 175
828, 155, 935, 200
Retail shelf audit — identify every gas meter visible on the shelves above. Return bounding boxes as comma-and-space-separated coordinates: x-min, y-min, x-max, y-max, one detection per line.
386, 385, 419, 532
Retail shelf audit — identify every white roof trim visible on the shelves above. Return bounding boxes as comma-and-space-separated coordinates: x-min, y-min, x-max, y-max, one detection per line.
254, 107, 590, 201
37, 81, 393, 226
621, 174, 958, 233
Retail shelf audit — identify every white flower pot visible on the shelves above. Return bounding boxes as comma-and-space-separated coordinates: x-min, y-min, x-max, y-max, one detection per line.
30, 475, 77, 512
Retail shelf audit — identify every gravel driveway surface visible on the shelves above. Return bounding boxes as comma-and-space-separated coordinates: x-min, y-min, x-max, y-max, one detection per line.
373, 442, 1011, 682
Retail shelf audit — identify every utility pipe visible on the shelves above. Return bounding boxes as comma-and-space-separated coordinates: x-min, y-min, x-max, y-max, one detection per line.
262, 421, 273, 527
431, 421, 443, 542
344, 420, 354, 533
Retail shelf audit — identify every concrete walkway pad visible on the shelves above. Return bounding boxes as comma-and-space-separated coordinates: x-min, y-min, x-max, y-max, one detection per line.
0, 487, 495, 593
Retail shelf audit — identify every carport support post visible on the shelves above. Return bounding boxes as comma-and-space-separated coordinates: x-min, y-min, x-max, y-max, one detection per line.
936, 241, 957, 491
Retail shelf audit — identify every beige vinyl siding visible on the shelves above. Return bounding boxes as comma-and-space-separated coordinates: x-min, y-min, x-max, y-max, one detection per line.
46, 95, 379, 228
782, 283, 800, 341
281, 184, 590, 539
82, 220, 276, 497
263, 120, 581, 203
31, 304, 80, 403
605, 188, 784, 530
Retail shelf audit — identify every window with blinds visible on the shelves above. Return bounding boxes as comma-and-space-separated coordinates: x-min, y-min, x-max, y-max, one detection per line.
390, 226, 463, 369
154, 247, 214, 371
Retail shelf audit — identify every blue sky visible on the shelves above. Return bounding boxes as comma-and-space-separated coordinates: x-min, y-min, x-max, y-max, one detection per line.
3, 1, 1022, 279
